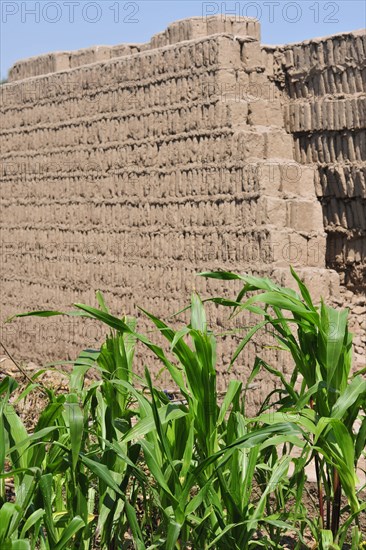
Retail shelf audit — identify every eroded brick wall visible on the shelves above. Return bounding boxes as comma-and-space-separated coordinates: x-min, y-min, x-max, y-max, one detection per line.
0, 17, 364, 390
263, 31, 366, 292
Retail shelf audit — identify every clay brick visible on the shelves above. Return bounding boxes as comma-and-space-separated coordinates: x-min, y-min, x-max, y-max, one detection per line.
257, 196, 287, 227
226, 100, 249, 127
216, 36, 242, 68
288, 199, 324, 232
240, 40, 263, 69
270, 230, 327, 268
248, 99, 283, 127
264, 130, 293, 158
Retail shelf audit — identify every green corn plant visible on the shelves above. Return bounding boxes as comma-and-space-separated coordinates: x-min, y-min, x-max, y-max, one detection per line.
68, 296, 303, 545
0, 376, 86, 549
9, 277, 364, 548
0, 378, 42, 550
8, 291, 304, 548
200, 267, 366, 545
51, 330, 144, 546
80, 293, 141, 548
3, 300, 146, 549
81, 293, 305, 548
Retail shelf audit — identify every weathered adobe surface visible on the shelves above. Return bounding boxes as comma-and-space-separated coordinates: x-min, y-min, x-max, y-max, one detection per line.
0, 17, 365, 402
262, 30, 366, 293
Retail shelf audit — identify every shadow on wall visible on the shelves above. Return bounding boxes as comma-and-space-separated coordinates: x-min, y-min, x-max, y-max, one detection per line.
269, 31, 366, 293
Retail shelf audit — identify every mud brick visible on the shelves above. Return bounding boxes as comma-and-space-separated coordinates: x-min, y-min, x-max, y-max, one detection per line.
248, 99, 284, 127
287, 199, 324, 232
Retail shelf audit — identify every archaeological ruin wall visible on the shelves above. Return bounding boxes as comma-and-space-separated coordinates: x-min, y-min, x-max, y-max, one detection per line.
1, 17, 365, 393
263, 31, 366, 292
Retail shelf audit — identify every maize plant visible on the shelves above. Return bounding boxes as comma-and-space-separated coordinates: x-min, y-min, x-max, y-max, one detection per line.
3, 269, 365, 548
200, 267, 366, 547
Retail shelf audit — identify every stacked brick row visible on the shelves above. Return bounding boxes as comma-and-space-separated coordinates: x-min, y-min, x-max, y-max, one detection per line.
8, 16, 260, 82
263, 30, 366, 291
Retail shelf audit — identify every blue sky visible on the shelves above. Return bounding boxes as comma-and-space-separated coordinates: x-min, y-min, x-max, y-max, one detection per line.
1, 0, 365, 80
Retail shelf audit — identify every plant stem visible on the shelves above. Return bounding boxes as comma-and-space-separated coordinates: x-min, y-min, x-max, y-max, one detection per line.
314, 452, 324, 529
326, 468, 331, 529
0, 339, 40, 388
331, 467, 341, 537
310, 396, 324, 529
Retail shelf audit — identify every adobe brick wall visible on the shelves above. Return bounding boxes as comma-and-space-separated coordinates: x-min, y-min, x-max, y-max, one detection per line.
1, 17, 364, 397
262, 31, 366, 292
